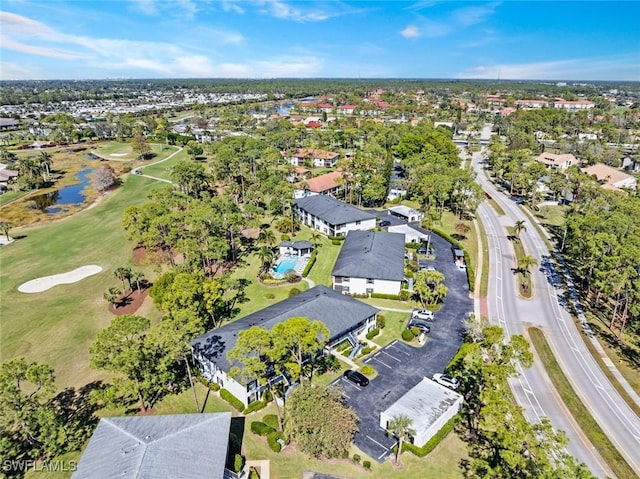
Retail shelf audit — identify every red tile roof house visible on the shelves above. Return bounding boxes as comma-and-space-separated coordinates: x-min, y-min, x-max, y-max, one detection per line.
286, 148, 340, 168
535, 152, 577, 170
338, 105, 358, 115
294, 170, 344, 199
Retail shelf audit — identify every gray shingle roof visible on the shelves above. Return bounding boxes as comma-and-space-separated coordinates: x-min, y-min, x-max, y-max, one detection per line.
280, 240, 313, 250
332, 230, 406, 281
73, 413, 231, 479
295, 195, 376, 226
191, 285, 379, 371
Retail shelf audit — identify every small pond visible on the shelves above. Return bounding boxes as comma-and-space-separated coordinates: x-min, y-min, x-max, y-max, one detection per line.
30, 169, 94, 213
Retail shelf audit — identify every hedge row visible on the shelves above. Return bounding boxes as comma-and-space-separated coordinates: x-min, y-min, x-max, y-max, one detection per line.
430, 227, 475, 292
327, 235, 345, 241
401, 416, 457, 457
370, 292, 401, 300
263, 414, 279, 430
405, 242, 420, 249
251, 421, 273, 436
365, 328, 380, 340
302, 250, 317, 277
267, 431, 285, 452
243, 399, 268, 415
220, 388, 245, 412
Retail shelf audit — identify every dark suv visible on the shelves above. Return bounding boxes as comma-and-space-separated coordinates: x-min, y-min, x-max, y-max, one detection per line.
343, 370, 369, 387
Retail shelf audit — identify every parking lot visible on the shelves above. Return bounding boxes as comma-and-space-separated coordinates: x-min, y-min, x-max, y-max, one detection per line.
331, 226, 473, 462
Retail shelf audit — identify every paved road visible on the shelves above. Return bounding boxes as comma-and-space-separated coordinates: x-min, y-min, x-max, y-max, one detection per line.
472, 151, 640, 477
331, 228, 473, 462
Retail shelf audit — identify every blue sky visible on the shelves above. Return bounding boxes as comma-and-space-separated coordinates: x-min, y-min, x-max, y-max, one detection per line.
1, 1, 639, 81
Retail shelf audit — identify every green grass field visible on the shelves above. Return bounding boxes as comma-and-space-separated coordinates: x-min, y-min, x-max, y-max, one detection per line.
137, 146, 189, 180
0, 174, 166, 387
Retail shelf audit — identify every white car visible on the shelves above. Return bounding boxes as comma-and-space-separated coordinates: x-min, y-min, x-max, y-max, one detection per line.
412, 309, 434, 321
432, 373, 460, 390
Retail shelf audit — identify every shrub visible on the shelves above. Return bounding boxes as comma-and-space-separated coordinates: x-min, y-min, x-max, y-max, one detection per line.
363, 460, 371, 469
399, 289, 411, 301
263, 390, 273, 402
281, 234, 291, 241
341, 347, 353, 357
243, 399, 267, 415
122, 165, 132, 173
331, 239, 342, 245
284, 270, 300, 283
289, 288, 302, 298
376, 315, 386, 329
401, 329, 414, 341
264, 293, 276, 300
263, 414, 279, 430
251, 421, 274, 437
233, 454, 244, 473
405, 242, 420, 249
341, 449, 350, 459
360, 365, 375, 377
410, 326, 420, 337
267, 431, 283, 453
328, 235, 345, 241
220, 388, 245, 412
365, 328, 379, 340
359, 345, 377, 358
302, 250, 317, 277
370, 292, 401, 300
353, 454, 361, 463
402, 416, 457, 457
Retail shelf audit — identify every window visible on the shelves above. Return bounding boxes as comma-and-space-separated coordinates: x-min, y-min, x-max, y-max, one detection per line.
343, 277, 350, 283
366, 278, 374, 284
335, 276, 342, 284
355, 220, 361, 225
366, 288, 373, 294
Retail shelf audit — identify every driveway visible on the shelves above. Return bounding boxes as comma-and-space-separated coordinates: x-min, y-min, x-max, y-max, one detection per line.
331, 230, 472, 462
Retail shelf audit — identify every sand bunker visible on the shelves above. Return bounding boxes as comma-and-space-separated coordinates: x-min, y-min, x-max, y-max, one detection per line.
109, 153, 128, 157
18, 265, 103, 293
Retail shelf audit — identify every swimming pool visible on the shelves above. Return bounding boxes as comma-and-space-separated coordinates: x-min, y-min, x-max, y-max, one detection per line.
272, 256, 299, 278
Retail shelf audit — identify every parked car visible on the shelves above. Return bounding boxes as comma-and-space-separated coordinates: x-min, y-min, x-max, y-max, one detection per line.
432, 373, 459, 390
343, 370, 369, 387
411, 309, 435, 321
379, 220, 391, 227
408, 321, 431, 334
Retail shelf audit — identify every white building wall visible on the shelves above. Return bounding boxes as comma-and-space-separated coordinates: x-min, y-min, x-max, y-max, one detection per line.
333, 276, 402, 295
334, 217, 376, 236
415, 396, 462, 447
614, 178, 637, 189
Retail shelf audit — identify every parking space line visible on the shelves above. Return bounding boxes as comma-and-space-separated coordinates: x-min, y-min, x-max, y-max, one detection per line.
380, 350, 401, 362
385, 343, 411, 356
371, 355, 393, 369
366, 435, 388, 450
342, 378, 362, 391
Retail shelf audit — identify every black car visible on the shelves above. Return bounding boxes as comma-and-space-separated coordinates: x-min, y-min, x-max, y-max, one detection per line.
378, 220, 391, 227
408, 321, 431, 334
343, 370, 369, 387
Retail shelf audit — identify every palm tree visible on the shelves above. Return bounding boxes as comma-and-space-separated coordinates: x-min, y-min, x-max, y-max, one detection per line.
388, 414, 415, 466
103, 287, 122, 307
518, 255, 538, 276
37, 151, 52, 181
513, 220, 526, 238
130, 270, 145, 293
258, 228, 277, 247
310, 230, 321, 249
0, 221, 11, 242
113, 266, 132, 292
255, 246, 275, 274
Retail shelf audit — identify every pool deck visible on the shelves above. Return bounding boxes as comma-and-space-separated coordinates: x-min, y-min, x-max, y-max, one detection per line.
272, 253, 311, 279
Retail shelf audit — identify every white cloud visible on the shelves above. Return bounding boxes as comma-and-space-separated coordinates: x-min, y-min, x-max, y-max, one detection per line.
130, 0, 200, 19
0, 61, 45, 80
452, 2, 500, 27
254, 0, 362, 22
221, 0, 245, 14
458, 55, 640, 80
131, 0, 158, 16
401, 25, 420, 39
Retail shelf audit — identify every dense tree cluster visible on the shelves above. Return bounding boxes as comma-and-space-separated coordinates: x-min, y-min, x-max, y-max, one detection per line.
449, 324, 594, 478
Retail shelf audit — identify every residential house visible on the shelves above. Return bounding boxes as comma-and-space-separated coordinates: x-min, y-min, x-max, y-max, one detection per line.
286, 148, 340, 168
515, 99, 548, 109
332, 230, 406, 296
279, 240, 313, 257
379, 378, 463, 448
191, 285, 380, 406
553, 99, 595, 110
294, 195, 376, 236
582, 163, 638, 190
388, 205, 424, 223
73, 413, 233, 479
534, 152, 577, 170
294, 170, 344, 198
338, 105, 357, 115
0, 118, 19, 130
0, 168, 18, 192
388, 224, 429, 243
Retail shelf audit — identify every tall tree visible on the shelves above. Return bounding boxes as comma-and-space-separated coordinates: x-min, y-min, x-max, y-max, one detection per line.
285, 384, 358, 459
0, 221, 11, 241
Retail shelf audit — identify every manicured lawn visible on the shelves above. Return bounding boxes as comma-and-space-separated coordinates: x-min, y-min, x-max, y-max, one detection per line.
436, 211, 478, 273
93, 141, 134, 158
506, 226, 532, 298
534, 204, 568, 228
0, 189, 30, 207
137, 146, 190, 181
371, 311, 411, 347
0, 174, 165, 388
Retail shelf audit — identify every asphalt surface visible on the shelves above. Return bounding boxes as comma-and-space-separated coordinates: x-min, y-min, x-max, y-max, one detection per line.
472, 149, 640, 477
331, 221, 473, 462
